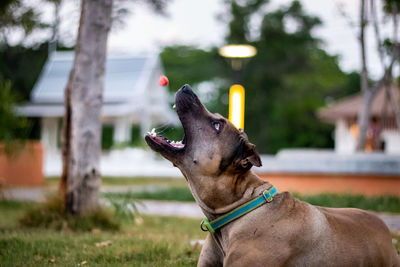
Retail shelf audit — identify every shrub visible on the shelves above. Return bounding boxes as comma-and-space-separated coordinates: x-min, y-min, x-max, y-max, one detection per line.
20, 196, 120, 232
0, 76, 29, 154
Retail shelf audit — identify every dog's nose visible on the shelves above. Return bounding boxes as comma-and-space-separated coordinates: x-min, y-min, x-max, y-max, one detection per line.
180, 84, 193, 93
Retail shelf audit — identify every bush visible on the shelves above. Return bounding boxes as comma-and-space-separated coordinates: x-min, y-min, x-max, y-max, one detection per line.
102, 125, 114, 150
20, 197, 120, 232
0, 76, 29, 154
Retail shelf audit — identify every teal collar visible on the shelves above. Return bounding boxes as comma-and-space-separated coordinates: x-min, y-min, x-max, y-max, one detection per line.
200, 186, 278, 233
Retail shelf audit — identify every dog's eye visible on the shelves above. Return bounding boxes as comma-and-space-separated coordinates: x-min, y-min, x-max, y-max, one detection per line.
212, 122, 221, 132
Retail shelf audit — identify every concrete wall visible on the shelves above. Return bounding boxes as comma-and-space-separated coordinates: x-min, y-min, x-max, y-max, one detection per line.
43, 148, 182, 177
259, 173, 400, 196
258, 149, 400, 175
255, 150, 400, 196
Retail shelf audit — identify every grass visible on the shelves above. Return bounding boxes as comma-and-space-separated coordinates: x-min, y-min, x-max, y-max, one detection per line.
394, 233, 400, 254
19, 197, 120, 232
0, 200, 206, 266
0, 200, 398, 265
105, 186, 400, 213
0, 201, 34, 230
45, 177, 186, 187
104, 187, 195, 202
294, 193, 400, 213
46, 177, 400, 213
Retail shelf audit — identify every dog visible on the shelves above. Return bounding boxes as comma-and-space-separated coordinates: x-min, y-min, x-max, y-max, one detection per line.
145, 84, 400, 266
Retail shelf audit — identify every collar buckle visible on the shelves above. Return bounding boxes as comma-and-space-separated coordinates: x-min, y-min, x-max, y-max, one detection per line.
262, 188, 274, 203
200, 218, 215, 233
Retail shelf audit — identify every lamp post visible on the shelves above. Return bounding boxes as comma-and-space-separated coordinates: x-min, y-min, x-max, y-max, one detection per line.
219, 44, 257, 130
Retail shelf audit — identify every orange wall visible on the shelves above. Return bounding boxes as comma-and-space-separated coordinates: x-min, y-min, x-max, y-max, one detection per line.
259, 173, 400, 196
0, 142, 44, 186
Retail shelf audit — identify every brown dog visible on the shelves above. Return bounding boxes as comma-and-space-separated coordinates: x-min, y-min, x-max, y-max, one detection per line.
145, 84, 400, 266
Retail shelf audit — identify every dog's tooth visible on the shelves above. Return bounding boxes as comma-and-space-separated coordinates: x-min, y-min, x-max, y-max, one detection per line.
150, 128, 157, 136
171, 141, 176, 144
172, 104, 176, 109
176, 141, 182, 144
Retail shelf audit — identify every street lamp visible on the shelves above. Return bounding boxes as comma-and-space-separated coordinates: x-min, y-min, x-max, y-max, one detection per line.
218, 44, 257, 130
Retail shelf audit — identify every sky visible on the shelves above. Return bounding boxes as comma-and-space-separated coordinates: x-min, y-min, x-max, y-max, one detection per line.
14, 0, 393, 79
107, 0, 390, 78
106, 0, 369, 73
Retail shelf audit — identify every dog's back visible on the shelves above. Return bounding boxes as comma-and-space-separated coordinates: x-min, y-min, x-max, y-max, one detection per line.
279, 194, 400, 266
315, 205, 398, 266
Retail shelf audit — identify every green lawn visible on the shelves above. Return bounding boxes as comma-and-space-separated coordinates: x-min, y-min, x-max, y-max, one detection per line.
103, 187, 195, 202
103, 186, 400, 213
0, 200, 399, 266
294, 193, 400, 213
0, 201, 206, 266
46, 177, 186, 187
46, 177, 400, 214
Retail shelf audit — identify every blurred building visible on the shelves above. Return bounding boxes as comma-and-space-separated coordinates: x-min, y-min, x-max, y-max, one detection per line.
17, 51, 178, 158
318, 87, 400, 154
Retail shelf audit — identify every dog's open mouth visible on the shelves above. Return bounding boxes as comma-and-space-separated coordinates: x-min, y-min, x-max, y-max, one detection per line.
145, 84, 199, 155
145, 128, 186, 151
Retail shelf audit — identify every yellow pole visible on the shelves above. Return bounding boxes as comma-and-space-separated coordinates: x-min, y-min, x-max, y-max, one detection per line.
229, 84, 245, 130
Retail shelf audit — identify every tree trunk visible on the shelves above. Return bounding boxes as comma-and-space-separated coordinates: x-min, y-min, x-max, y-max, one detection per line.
387, 85, 400, 129
356, 0, 370, 151
356, 0, 399, 151
356, 88, 377, 150
60, 0, 113, 214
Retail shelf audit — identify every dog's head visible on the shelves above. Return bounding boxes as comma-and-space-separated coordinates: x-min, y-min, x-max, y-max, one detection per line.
145, 84, 261, 179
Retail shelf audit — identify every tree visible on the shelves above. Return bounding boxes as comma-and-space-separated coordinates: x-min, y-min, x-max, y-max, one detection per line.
224, 0, 267, 44
161, 1, 359, 154
227, 0, 358, 153
0, 44, 49, 101
0, 0, 45, 46
59, 0, 113, 214
59, 0, 168, 214
356, 0, 400, 150
160, 45, 227, 94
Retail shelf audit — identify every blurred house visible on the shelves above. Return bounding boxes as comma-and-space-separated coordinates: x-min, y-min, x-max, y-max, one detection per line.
17, 51, 178, 158
318, 87, 400, 154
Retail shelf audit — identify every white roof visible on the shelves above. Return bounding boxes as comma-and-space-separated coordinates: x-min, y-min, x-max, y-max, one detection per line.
17, 51, 178, 124
32, 51, 158, 103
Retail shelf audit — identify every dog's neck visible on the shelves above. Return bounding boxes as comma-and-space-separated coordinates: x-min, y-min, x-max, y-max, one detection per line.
186, 170, 272, 220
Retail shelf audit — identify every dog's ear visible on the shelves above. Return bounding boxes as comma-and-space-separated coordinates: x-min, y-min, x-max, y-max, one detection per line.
237, 129, 262, 169
239, 142, 262, 168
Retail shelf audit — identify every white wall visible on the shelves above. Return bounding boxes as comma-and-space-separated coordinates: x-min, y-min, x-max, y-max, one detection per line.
334, 119, 356, 154
334, 119, 400, 155
113, 116, 132, 144
41, 117, 59, 155
381, 130, 400, 154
